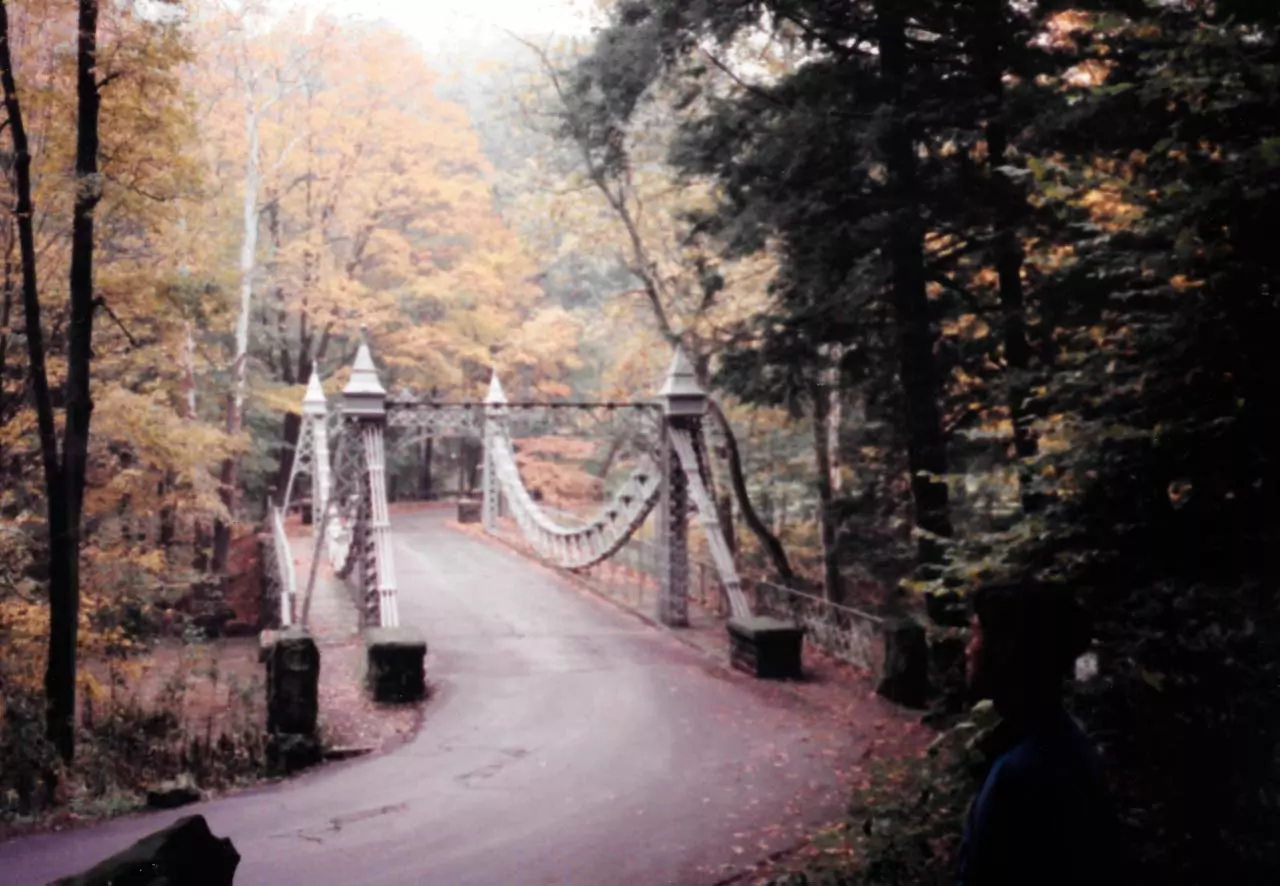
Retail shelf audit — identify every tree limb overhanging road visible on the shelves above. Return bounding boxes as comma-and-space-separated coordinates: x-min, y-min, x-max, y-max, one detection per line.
0, 510, 864, 886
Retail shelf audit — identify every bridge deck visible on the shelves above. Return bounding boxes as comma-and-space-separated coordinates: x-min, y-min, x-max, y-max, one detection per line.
0, 508, 870, 886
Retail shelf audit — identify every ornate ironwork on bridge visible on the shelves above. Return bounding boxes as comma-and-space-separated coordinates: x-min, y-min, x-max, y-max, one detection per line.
281, 336, 753, 634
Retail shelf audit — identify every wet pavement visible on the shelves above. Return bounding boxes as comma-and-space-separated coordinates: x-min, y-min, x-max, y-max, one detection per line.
0, 509, 861, 885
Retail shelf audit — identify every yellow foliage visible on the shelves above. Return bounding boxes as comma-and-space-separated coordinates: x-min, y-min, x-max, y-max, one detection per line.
942, 313, 992, 341
1079, 185, 1144, 230
499, 44, 782, 399
182, 13, 581, 402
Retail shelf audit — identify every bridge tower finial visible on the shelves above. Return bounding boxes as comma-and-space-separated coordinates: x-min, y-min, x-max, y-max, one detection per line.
657, 343, 706, 417
343, 331, 386, 417
303, 364, 327, 415
485, 367, 508, 405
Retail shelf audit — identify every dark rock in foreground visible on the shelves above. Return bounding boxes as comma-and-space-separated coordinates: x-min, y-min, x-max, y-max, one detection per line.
53, 814, 239, 886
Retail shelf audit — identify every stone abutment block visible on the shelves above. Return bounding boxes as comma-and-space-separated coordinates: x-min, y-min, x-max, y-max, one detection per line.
876, 618, 930, 708
260, 627, 321, 774
728, 616, 805, 680
364, 626, 428, 703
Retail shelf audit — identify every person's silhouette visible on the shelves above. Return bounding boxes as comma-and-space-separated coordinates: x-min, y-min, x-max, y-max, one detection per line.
957, 581, 1120, 886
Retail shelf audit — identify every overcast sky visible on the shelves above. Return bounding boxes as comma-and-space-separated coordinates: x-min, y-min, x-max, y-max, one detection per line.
295, 0, 594, 50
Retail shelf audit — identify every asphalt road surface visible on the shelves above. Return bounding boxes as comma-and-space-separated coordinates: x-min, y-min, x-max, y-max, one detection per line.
0, 510, 858, 886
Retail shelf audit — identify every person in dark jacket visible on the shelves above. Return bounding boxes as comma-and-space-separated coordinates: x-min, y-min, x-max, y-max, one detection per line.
956, 581, 1121, 886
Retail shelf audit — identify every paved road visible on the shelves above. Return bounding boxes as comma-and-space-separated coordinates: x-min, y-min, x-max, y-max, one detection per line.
1, 510, 857, 885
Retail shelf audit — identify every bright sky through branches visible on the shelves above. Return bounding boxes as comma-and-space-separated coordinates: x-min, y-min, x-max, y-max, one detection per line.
293, 0, 592, 48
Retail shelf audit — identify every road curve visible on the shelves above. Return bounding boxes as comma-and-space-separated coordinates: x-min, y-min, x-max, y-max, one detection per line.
1, 510, 858, 886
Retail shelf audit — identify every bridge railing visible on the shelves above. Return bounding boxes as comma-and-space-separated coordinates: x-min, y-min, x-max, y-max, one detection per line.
743, 577, 884, 670
266, 505, 297, 627
492, 502, 883, 669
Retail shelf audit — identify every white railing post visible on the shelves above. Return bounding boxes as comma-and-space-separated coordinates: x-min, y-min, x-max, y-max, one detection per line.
271, 505, 296, 626
307, 368, 332, 537
482, 369, 507, 534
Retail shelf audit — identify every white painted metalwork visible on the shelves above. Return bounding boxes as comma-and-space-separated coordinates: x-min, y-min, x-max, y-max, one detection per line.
482, 370, 506, 533
343, 333, 387, 415
668, 427, 751, 619
288, 339, 806, 635
386, 402, 485, 437
488, 424, 663, 570
296, 336, 402, 629
362, 422, 399, 627
265, 504, 297, 627
283, 367, 332, 526
657, 346, 707, 418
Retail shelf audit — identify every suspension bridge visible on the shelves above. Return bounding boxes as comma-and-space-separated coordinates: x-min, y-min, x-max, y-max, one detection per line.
268, 334, 882, 683
0, 337, 895, 886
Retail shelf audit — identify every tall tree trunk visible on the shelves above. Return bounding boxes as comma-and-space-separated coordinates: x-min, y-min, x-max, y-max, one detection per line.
974, 0, 1042, 513
169, 323, 195, 556
54, 0, 102, 762
193, 523, 211, 572
876, 2, 953, 566
455, 439, 465, 496
811, 379, 843, 603
419, 435, 433, 500
268, 198, 303, 507
464, 438, 481, 495
273, 412, 302, 506
158, 476, 176, 549
826, 348, 843, 495
1, 0, 71, 759
0, 0, 102, 761
0, 219, 12, 437
213, 91, 262, 572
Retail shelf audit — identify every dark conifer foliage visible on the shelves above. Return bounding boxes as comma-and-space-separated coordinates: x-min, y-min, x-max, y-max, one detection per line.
567, 2, 1280, 882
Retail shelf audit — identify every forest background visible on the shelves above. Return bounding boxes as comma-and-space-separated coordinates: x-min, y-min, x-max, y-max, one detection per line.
1, 1, 1277, 884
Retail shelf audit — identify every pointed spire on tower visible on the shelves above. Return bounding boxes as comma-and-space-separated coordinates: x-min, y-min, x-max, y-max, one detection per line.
657, 344, 707, 416
303, 364, 327, 415
343, 328, 386, 417
485, 368, 508, 405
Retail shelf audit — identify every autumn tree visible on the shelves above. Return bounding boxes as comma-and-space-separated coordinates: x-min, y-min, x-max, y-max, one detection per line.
182, 13, 583, 518
503, 33, 799, 583
0, 0, 214, 762
0, 0, 103, 761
